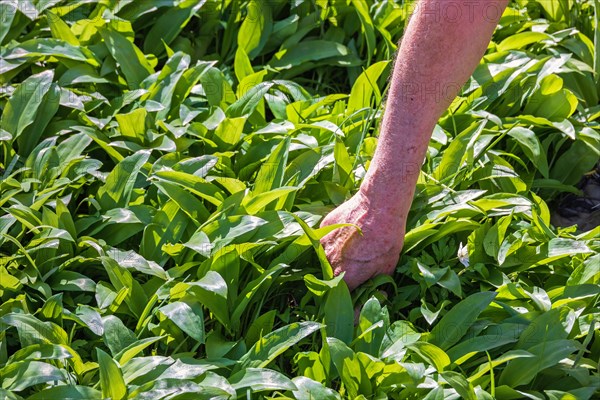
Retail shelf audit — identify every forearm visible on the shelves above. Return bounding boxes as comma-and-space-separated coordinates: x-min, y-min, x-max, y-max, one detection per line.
361, 0, 509, 214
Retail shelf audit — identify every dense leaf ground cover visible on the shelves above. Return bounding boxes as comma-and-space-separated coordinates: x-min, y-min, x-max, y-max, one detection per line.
0, 0, 599, 398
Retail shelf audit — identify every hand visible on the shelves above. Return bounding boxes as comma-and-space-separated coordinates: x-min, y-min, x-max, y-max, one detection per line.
319, 189, 406, 290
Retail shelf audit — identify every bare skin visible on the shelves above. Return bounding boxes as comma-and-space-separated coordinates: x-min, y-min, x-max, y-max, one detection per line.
320, 0, 510, 290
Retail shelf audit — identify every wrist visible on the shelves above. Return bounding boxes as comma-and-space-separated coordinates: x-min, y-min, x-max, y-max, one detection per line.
358, 180, 405, 218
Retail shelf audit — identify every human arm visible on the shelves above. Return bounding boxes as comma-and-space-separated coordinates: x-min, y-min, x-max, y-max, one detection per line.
320, 0, 510, 290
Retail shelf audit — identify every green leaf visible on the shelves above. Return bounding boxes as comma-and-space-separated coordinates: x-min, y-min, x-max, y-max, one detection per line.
447, 323, 525, 362
348, 61, 389, 112
99, 26, 154, 89
270, 40, 359, 69
178, 271, 230, 327
245, 310, 277, 348
230, 368, 297, 393
507, 127, 549, 178
27, 386, 102, 400
1, 38, 98, 65
96, 348, 127, 400
323, 277, 354, 345
97, 150, 151, 209
428, 292, 497, 350
7, 344, 72, 363
100, 256, 149, 318
114, 336, 164, 365
499, 340, 579, 387
236, 321, 323, 370
159, 302, 205, 343
115, 108, 147, 143
128, 376, 234, 399
144, 0, 207, 56
45, 11, 79, 45
407, 341, 451, 372
237, 0, 272, 59
0, 70, 54, 141
516, 307, 575, 349
292, 376, 341, 400
234, 47, 254, 82
213, 116, 246, 150
441, 371, 477, 400
498, 32, 552, 51
0, 2, 17, 44
253, 136, 290, 194
0, 313, 68, 346
0, 360, 67, 391
152, 169, 225, 206
292, 214, 336, 280
468, 350, 534, 382
102, 315, 137, 356
353, 0, 377, 65
228, 81, 275, 117
354, 297, 387, 356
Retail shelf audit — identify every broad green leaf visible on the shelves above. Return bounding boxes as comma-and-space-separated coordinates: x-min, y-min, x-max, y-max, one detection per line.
292, 214, 335, 280
97, 150, 151, 209
0, 2, 17, 44
200, 67, 237, 107
434, 121, 486, 182
242, 187, 297, 214
144, 0, 207, 56
46, 11, 79, 45
96, 348, 127, 400
159, 301, 205, 343
213, 116, 246, 150
235, 47, 254, 82
27, 385, 102, 400
99, 26, 154, 89
153, 181, 210, 224
228, 81, 275, 117
0, 313, 68, 346
152, 169, 225, 206
428, 292, 497, 350
294, 351, 329, 385
498, 32, 552, 51
323, 277, 354, 345
292, 376, 341, 400
115, 336, 164, 365
516, 307, 576, 349
245, 310, 277, 348
353, 0, 376, 65
507, 127, 549, 177
176, 271, 230, 327
237, 321, 323, 370
407, 341, 451, 372
447, 322, 525, 362
499, 340, 579, 387
1, 38, 97, 65
231, 261, 280, 327
348, 61, 389, 112
354, 297, 387, 356
441, 371, 476, 400
27, 386, 102, 400
146, 51, 190, 121
102, 315, 137, 356
253, 137, 290, 194
0, 360, 67, 391
115, 108, 147, 143
270, 40, 359, 69
7, 343, 72, 363
0, 70, 54, 141
237, 0, 272, 59
230, 368, 297, 393
101, 256, 148, 318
